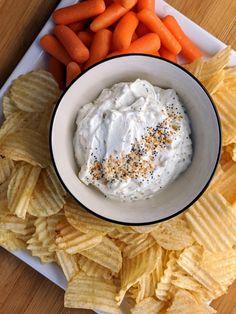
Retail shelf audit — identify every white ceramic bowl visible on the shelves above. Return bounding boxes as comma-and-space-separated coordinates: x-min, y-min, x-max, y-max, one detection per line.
50, 54, 221, 225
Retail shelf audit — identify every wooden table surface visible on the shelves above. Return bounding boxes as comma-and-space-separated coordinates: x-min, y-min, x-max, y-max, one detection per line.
0, 0, 236, 313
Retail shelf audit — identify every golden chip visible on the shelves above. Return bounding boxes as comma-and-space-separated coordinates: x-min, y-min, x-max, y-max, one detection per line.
130, 297, 166, 314
207, 164, 224, 192
7, 163, 41, 219
135, 273, 157, 303
117, 244, 161, 304
78, 254, 113, 280
151, 216, 194, 250
184, 58, 204, 79
123, 235, 156, 259
9, 70, 60, 112
0, 230, 26, 250
202, 69, 224, 94
28, 166, 66, 217
199, 46, 231, 81
0, 157, 14, 184
0, 111, 42, 145
108, 229, 148, 245
56, 226, 103, 254
2, 92, 19, 118
213, 87, 236, 145
64, 272, 119, 314
56, 250, 79, 281
177, 245, 226, 298
131, 225, 158, 233
155, 251, 177, 301
64, 198, 115, 234
224, 66, 236, 90
78, 236, 122, 274
0, 128, 50, 167
201, 249, 236, 288
27, 234, 56, 263
166, 289, 216, 314
184, 191, 236, 252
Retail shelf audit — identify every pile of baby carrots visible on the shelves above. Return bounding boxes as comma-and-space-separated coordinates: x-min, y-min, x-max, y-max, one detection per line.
40, 0, 202, 89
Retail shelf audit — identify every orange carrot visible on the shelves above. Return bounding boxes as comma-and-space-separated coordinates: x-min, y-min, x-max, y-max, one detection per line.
66, 62, 81, 86
85, 29, 112, 68
53, 0, 106, 24
112, 12, 139, 51
54, 25, 89, 63
137, 9, 181, 54
40, 35, 71, 65
90, 3, 128, 32
131, 32, 138, 42
136, 22, 150, 36
77, 31, 94, 48
68, 21, 87, 33
159, 46, 177, 63
48, 57, 65, 90
115, 0, 137, 9
162, 15, 202, 61
137, 0, 155, 11
107, 33, 160, 57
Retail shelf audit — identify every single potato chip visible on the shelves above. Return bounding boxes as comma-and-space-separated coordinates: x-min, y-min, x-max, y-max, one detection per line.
213, 87, 236, 145
184, 191, 236, 252
151, 216, 194, 250
224, 66, 236, 90
2, 92, 19, 118
199, 46, 231, 81
0, 157, 14, 184
64, 272, 120, 314
64, 198, 115, 234
78, 236, 122, 274
156, 251, 177, 301
78, 254, 113, 280
177, 245, 226, 298
0, 128, 50, 167
0, 230, 26, 250
130, 297, 166, 314
166, 289, 216, 314
28, 166, 66, 217
202, 69, 225, 94
27, 234, 56, 263
7, 163, 41, 219
131, 225, 158, 233
108, 229, 148, 245
56, 250, 79, 281
207, 165, 224, 192
184, 58, 204, 79
201, 249, 236, 288
9, 70, 60, 112
118, 245, 161, 305
123, 235, 156, 259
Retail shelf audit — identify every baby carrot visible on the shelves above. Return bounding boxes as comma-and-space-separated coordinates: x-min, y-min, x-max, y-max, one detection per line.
136, 22, 150, 37
115, 0, 137, 10
66, 62, 81, 86
137, 9, 181, 54
53, 0, 106, 24
162, 15, 202, 61
107, 33, 161, 57
137, 0, 155, 11
54, 25, 89, 63
90, 3, 128, 32
112, 12, 139, 51
48, 57, 65, 90
85, 29, 112, 68
78, 31, 94, 48
68, 21, 87, 33
40, 35, 71, 65
159, 46, 177, 63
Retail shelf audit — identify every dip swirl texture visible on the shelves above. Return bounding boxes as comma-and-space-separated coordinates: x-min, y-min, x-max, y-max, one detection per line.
74, 79, 192, 201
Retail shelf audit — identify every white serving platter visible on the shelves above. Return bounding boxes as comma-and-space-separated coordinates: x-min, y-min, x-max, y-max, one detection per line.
0, 0, 236, 313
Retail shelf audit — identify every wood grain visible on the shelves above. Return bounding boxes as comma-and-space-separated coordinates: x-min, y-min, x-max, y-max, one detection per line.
0, 0, 236, 313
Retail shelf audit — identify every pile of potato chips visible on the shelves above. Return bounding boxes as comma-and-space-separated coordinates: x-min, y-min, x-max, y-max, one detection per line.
0, 47, 236, 314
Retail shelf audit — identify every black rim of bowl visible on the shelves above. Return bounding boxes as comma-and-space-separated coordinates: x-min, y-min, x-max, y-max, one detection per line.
49, 53, 222, 226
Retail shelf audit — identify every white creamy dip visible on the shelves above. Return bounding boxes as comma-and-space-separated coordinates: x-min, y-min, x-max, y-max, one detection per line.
73, 79, 192, 201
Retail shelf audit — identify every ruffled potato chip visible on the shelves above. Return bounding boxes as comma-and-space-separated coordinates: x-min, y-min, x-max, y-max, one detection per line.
123, 235, 156, 259
0, 157, 14, 185
130, 297, 166, 314
56, 250, 79, 281
65, 272, 120, 314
